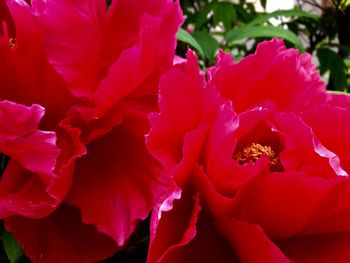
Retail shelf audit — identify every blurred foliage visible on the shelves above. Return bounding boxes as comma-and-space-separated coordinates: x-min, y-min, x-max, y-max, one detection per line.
178, 0, 350, 91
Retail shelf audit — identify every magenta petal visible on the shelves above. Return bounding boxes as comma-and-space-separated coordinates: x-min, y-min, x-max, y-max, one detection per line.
210, 39, 327, 113
102, 0, 149, 63
302, 104, 350, 174
278, 231, 350, 262
147, 184, 201, 263
32, 0, 105, 97
0, 101, 60, 217
95, 0, 182, 115
4, 204, 118, 263
149, 166, 238, 263
147, 51, 205, 168
102, 0, 182, 70
207, 49, 234, 81
0, 100, 44, 140
157, 211, 238, 263
1, 1, 74, 117
0, 161, 54, 218
95, 22, 159, 116
274, 112, 346, 178
218, 219, 291, 262
233, 171, 350, 240
3, 130, 58, 178
232, 171, 323, 239
327, 93, 350, 108
67, 120, 165, 245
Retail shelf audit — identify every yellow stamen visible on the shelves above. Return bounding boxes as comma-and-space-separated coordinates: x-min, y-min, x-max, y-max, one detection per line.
233, 143, 282, 171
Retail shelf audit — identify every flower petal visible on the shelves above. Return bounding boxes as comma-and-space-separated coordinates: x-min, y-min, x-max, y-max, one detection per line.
148, 177, 238, 263
32, 0, 105, 97
66, 117, 165, 245
147, 183, 201, 263
4, 204, 118, 263
233, 171, 350, 240
210, 39, 327, 113
0, 100, 44, 141
0, 1, 74, 118
274, 112, 346, 178
218, 219, 291, 263
102, 0, 183, 70
95, 21, 159, 115
278, 231, 350, 262
147, 51, 205, 168
0, 101, 60, 218
302, 104, 350, 174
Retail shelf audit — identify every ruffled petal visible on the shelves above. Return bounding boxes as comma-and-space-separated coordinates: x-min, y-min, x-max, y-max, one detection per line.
102, 0, 182, 70
0, 161, 54, 218
0, 0, 74, 119
0, 100, 44, 140
148, 51, 226, 174
274, 112, 347, 178
210, 39, 327, 113
302, 104, 350, 173
147, 182, 201, 263
0, 101, 60, 218
66, 115, 165, 245
327, 92, 350, 108
95, 20, 160, 115
233, 171, 350, 240
4, 204, 118, 263
95, 0, 183, 116
31, 0, 105, 98
147, 51, 205, 168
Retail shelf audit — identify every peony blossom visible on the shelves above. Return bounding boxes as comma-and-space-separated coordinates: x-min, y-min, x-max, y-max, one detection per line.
147, 40, 350, 262
1, 0, 182, 261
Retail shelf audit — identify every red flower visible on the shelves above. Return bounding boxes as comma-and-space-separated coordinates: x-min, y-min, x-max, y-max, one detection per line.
1, 0, 182, 261
147, 40, 350, 262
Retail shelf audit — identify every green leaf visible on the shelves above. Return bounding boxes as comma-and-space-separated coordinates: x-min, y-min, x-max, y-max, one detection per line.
317, 48, 347, 91
213, 2, 237, 29
234, 3, 255, 23
192, 31, 220, 60
176, 28, 204, 57
247, 9, 317, 26
3, 232, 23, 263
194, 2, 215, 29
226, 25, 304, 51
260, 0, 267, 9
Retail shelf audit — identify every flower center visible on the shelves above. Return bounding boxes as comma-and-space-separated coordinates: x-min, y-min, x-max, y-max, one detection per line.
233, 143, 283, 172
9, 38, 16, 48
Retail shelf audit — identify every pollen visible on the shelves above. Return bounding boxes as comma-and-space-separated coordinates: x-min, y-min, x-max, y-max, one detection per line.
9, 38, 16, 48
233, 143, 283, 172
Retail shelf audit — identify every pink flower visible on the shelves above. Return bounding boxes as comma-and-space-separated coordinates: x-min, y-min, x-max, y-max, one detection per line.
147, 40, 350, 262
1, 0, 183, 261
